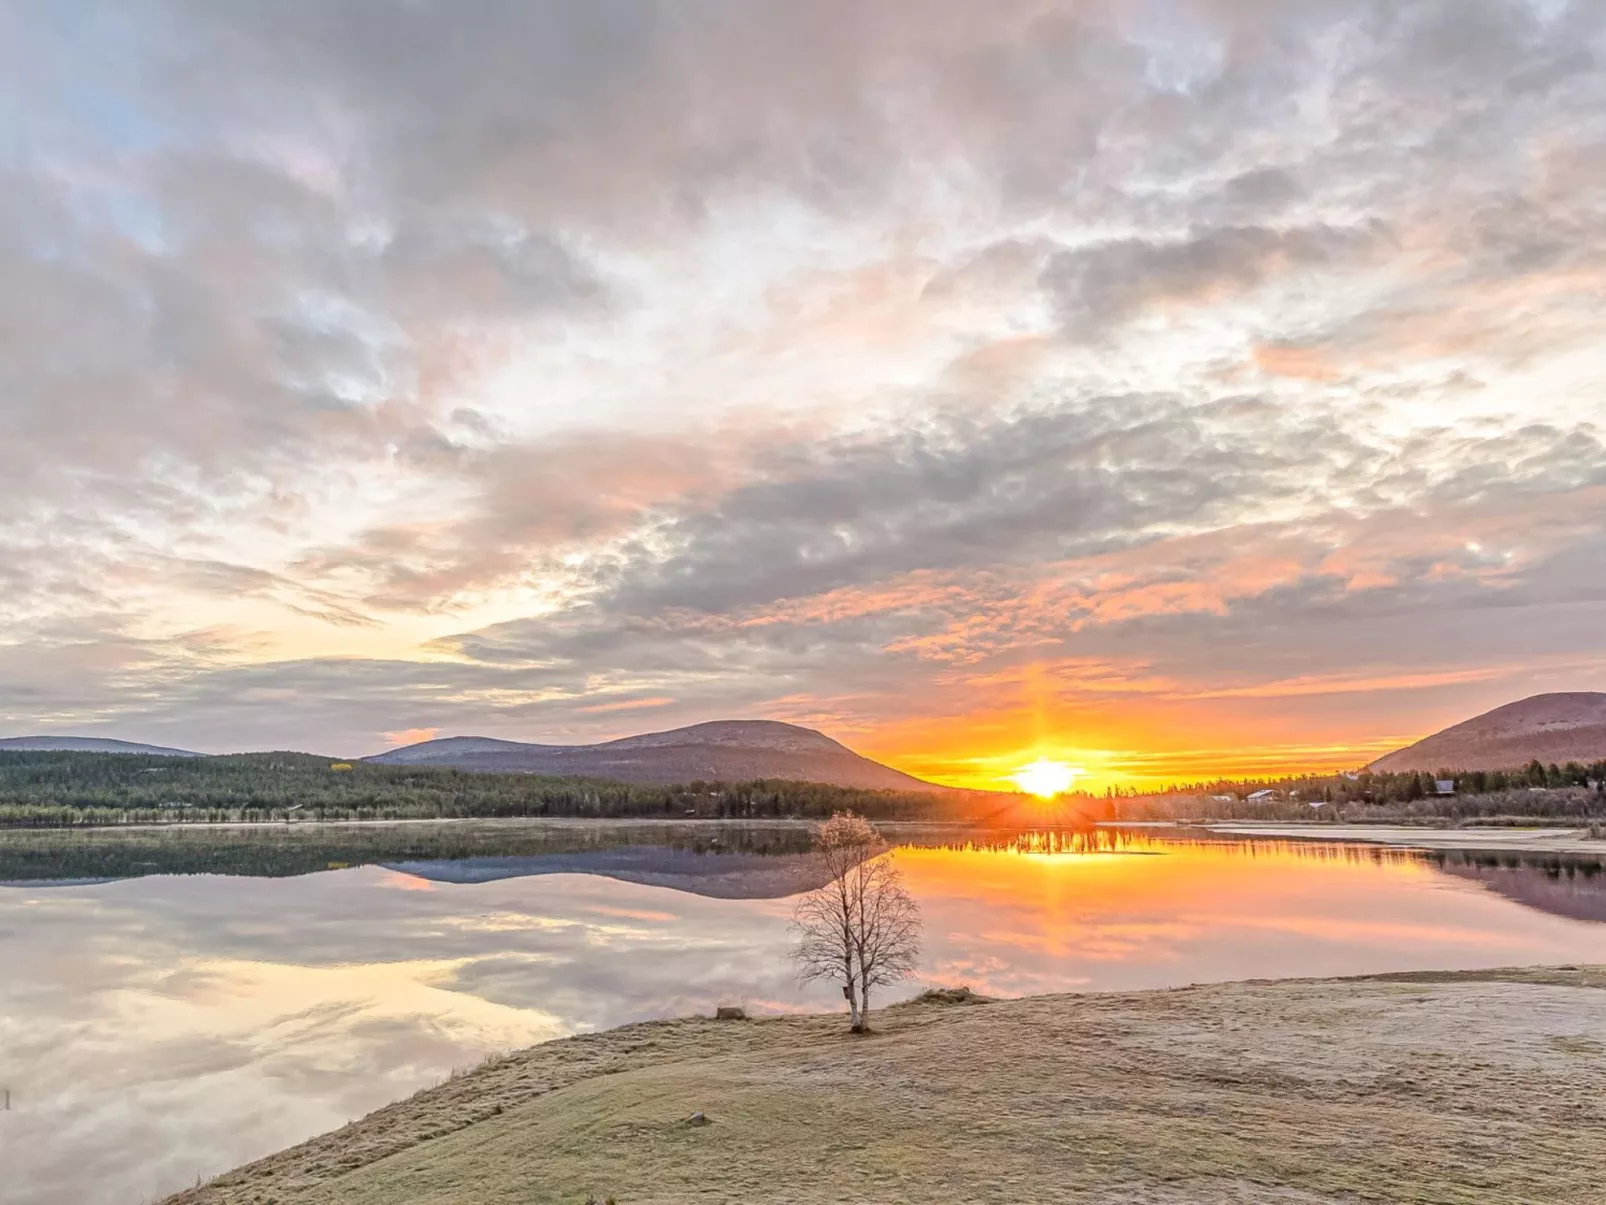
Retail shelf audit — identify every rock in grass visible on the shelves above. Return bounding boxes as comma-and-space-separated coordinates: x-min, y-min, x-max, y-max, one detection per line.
714, 1005, 747, 1020
687, 1111, 710, 1126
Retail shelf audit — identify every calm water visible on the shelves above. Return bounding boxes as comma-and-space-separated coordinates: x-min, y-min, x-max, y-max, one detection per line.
5, 828, 1606, 1205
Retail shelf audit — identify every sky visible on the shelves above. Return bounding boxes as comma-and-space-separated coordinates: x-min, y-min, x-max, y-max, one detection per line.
2, 0, 1604, 790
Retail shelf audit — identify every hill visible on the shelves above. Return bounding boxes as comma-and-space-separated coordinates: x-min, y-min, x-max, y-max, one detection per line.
1371, 692, 1606, 773
163, 967, 1606, 1205
368, 720, 940, 791
0, 735, 200, 757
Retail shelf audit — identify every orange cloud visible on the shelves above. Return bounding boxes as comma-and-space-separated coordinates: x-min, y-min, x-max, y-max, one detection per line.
577, 696, 676, 714
381, 726, 440, 746
1252, 342, 1342, 381
1177, 667, 1510, 701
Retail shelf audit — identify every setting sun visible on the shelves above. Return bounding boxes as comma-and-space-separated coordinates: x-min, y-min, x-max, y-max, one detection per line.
1010, 758, 1082, 798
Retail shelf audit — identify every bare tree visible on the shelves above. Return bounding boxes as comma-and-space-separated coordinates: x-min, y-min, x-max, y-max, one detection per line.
790, 812, 922, 1032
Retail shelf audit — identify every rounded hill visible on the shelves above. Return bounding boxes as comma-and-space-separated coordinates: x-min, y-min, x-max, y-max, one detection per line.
1370, 692, 1606, 773
367, 719, 939, 792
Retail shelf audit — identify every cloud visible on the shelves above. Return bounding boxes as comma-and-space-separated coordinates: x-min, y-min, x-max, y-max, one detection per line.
578, 697, 676, 715
381, 727, 440, 747
1, 0, 1604, 781
1042, 222, 1390, 339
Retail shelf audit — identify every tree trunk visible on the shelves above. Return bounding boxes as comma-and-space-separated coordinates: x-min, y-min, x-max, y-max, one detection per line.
857, 979, 871, 1032
842, 957, 862, 1031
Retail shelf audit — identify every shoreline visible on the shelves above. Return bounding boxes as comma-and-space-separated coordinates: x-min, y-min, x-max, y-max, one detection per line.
1199, 821, 1605, 854
8, 814, 1603, 857
161, 965, 1606, 1205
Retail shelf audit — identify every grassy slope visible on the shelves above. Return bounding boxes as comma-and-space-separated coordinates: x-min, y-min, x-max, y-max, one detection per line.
166, 968, 1606, 1205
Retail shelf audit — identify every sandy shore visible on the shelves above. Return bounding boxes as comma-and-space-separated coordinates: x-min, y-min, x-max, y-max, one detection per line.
1204, 822, 1605, 854
165, 966, 1606, 1205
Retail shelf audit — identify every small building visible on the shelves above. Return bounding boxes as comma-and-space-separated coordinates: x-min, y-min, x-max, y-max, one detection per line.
1246, 789, 1281, 804
1210, 794, 1237, 805
1434, 779, 1456, 796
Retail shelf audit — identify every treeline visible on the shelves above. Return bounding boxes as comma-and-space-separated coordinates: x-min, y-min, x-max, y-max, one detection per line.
1120, 759, 1606, 824
1123, 759, 1606, 804
0, 750, 1026, 828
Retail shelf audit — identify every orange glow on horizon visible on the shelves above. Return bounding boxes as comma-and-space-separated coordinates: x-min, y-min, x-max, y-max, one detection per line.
804, 653, 1559, 793
855, 713, 1402, 795
882, 740, 1393, 795
838, 657, 1408, 794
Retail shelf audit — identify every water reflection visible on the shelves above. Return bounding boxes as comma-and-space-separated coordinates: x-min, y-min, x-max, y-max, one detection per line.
382, 847, 835, 898
5, 830, 1606, 1205
2, 869, 813, 1205
1434, 854, 1606, 924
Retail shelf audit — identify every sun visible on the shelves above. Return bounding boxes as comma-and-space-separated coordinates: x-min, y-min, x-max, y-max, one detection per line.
1010, 758, 1082, 799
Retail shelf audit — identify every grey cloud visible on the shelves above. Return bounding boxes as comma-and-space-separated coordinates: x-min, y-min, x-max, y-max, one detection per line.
5, 0, 1596, 489
378, 220, 608, 324
1042, 222, 1390, 338
1219, 168, 1302, 210
1408, 423, 1606, 504
153, 557, 383, 628
920, 237, 1060, 306
446, 414, 1606, 723
584, 393, 1359, 615
1209, 168, 1306, 225
265, 312, 394, 410
138, 0, 1507, 233
160, 0, 669, 214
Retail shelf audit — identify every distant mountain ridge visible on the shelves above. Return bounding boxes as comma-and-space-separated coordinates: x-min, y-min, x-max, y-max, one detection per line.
1370, 692, 1606, 773
368, 719, 940, 791
374, 736, 562, 762
0, 736, 201, 757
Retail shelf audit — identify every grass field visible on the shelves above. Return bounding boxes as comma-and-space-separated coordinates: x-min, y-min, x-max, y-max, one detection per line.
163, 967, 1606, 1205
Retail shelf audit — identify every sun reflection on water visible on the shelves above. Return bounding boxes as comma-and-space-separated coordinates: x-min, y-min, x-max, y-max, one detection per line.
913, 827, 1433, 869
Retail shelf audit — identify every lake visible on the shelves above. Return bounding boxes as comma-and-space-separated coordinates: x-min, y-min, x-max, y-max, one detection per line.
5, 823, 1606, 1205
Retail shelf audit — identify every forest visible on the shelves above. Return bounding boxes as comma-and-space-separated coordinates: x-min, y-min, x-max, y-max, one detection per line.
0, 749, 1033, 828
